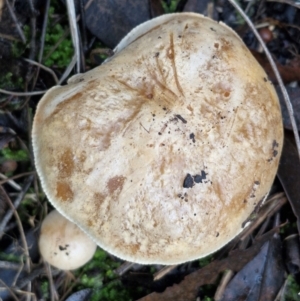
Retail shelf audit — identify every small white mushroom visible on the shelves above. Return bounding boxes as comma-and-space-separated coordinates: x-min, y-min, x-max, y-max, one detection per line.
39, 210, 97, 270
32, 13, 283, 265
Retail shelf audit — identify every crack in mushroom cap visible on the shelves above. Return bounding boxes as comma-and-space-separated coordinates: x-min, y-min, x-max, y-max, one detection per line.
32, 13, 283, 265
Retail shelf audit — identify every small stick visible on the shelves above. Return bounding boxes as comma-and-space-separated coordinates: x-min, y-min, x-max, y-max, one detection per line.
24, 58, 59, 84
153, 265, 178, 281
4, 0, 26, 43
0, 89, 47, 96
227, 0, 300, 161
66, 0, 81, 73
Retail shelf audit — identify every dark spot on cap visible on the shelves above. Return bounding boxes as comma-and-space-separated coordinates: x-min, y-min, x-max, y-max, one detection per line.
263, 77, 267, 82
183, 171, 208, 188
254, 180, 260, 185
273, 140, 279, 148
154, 52, 159, 57
175, 114, 187, 124
194, 170, 207, 183
183, 174, 194, 188
189, 133, 195, 143
216, 232, 219, 237
59, 245, 67, 251
268, 139, 279, 161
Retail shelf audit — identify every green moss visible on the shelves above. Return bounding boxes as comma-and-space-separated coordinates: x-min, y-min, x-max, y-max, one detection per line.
0, 72, 23, 89
161, 0, 180, 13
43, 25, 73, 68
284, 275, 300, 301
75, 249, 132, 301
199, 254, 213, 268
43, 5, 73, 68
0, 252, 21, 263
10, 25, 30, 59
40, 280, 50, 300
1, 148, 28, 162
0, 148, 29, 162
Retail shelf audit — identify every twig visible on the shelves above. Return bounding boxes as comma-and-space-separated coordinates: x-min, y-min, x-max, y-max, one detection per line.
29, 0, 50, 99
12, 289, 37, 301
4, 0, 26, 43
227, 0, 300, 160
0, 33, 20, 41
0, 179, 33, 301
38, 0, 50, 63
114, 261, 135, 276
0, 176, 33, 240
0, 173, 22, 191
58, 54, 78, 84
66, 0, 81, 73
24, 58, 58, 84
0, 171, 36, 186
45, 262, 59, 301
0, 260, 22, 270
0, 89, 47, 96
239, 193, 287, 241
15, 264, 61, 293
79, 0, 88, 53
153, 265, 178, 281
0, 279, 19, 301
27, 0, 37, 61
214, 270, 234, 301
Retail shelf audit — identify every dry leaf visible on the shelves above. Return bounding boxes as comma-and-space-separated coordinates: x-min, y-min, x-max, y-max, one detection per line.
277, 132, 300, 234
284, 234, 300, 275
251, 50, 300, 84
84, 0, 163, 48
137, 231, 277, 301
220, 237, 284, 301
276, 86, 300, 130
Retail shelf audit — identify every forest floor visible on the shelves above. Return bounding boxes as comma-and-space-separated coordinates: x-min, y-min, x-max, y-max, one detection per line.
1, 0, 300, 300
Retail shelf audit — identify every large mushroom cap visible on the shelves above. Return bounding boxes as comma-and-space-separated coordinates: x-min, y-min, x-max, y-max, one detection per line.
32, 13, 283, 265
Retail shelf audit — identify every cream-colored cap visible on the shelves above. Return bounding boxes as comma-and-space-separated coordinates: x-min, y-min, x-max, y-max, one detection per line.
39, 210, 97, 270
32, 13, 283, 265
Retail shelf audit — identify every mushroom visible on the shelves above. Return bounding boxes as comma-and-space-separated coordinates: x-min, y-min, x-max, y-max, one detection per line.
32, 13, 283, 265
39, 210, 97, 270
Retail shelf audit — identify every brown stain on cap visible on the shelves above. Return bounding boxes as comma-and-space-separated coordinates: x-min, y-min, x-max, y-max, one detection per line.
107, 176, 126, 194
56, 181, 74, 202
57, 148, 74, 178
